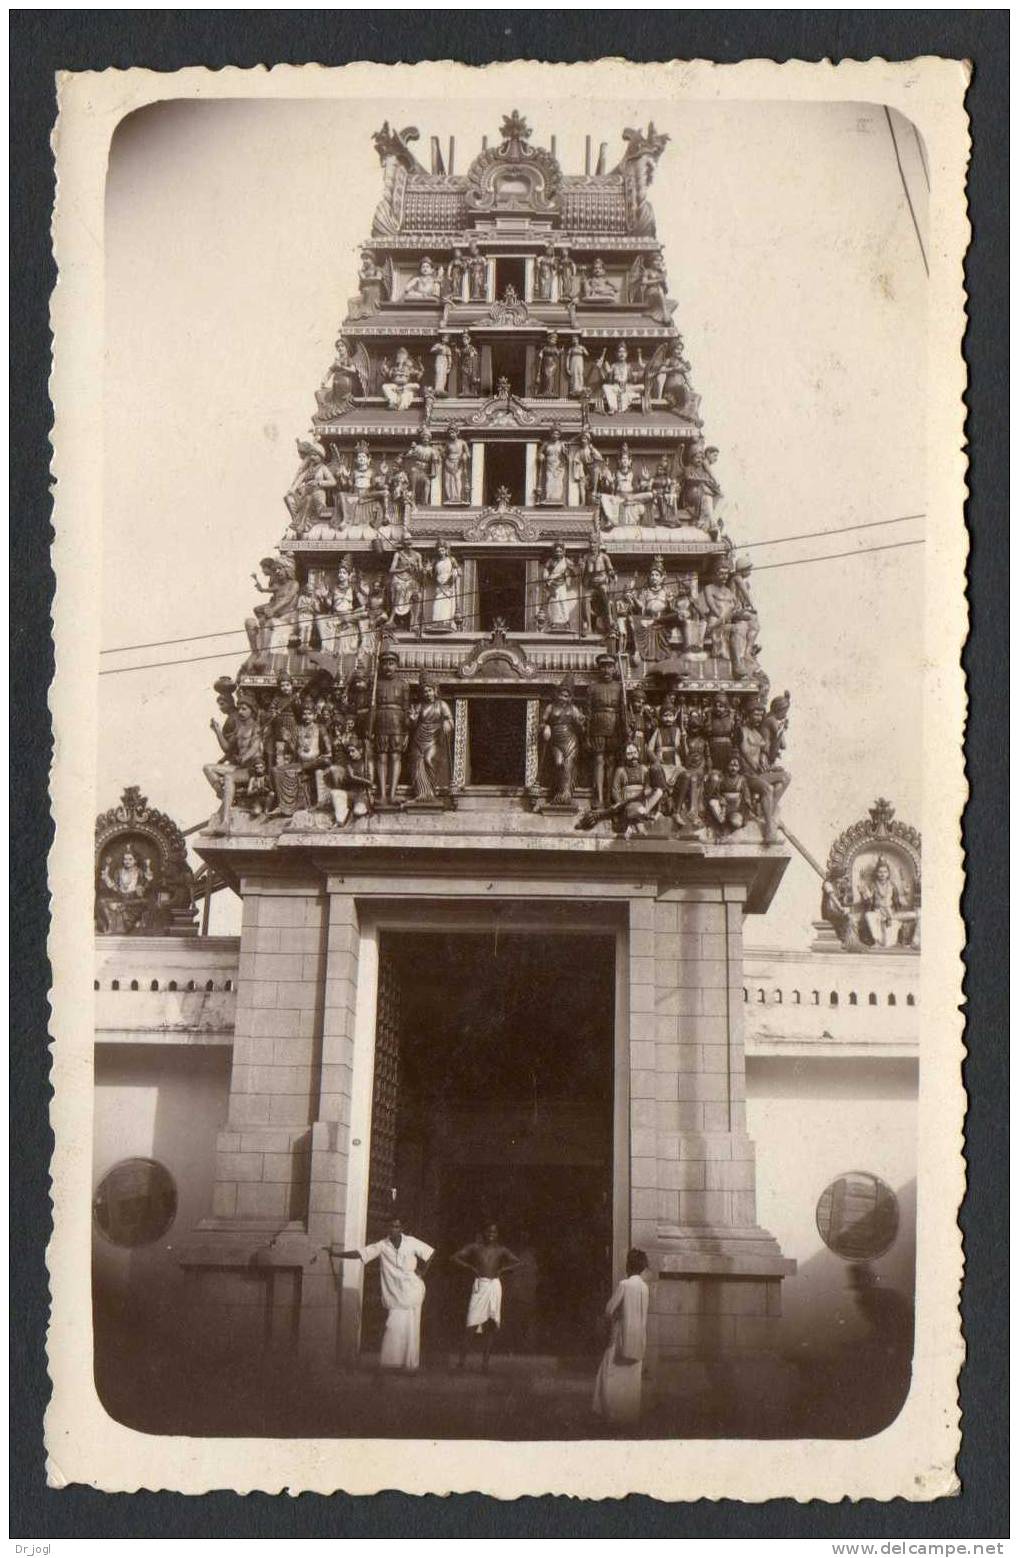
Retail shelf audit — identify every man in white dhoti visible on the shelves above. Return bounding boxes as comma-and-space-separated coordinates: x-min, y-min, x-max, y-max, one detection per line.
452, 1222, 521, 1372
593, 1247, 651, 1427
332, 1216, 434, 1372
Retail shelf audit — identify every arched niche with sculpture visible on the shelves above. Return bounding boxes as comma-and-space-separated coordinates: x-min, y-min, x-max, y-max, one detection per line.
94, 786, 198, 936
815, 798, 921, 952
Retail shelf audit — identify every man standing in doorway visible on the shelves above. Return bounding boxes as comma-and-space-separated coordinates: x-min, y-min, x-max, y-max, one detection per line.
332, 1215, 435, 1373
452, 1222, 522, 1372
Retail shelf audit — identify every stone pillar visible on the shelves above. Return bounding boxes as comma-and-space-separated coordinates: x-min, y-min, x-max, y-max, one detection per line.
524, 442, 538, 504
469, 442, 485, 505
628, 883, 795, 1421
183, 878, 329, 1352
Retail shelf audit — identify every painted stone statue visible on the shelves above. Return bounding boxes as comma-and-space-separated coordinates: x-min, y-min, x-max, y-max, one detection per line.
457, 330, 481, 397
571, 431, 606, 505
402, 256, 443, 300
405, 430, 441, 504
540, 676, 587, 806
582, 257, 618, 300
245, 556, 300, 666
540, 541, 576, 630
681, 439, 722, 529
203, 694, 265, 834
380, 347, 424, 410
580, 534, 616, 637
441, 427, 471, 504
371, 647, 410, 803
430, 336, 455, 395
428, 540, 462, 631
95, 844, 157, 933
557, 245, 578, 301
737, 701, 791, 844
386, 540, 424, 633
596, 342, 645, 414
285, 438, 337, 536
586, 652, 624, 807
535, 243, 557, 301
536, 425, 569, 505
565, 335, 589, 398
859, 856, 919, 948
406, 679, 455, 801
535, 333, 563, 398
313, 339, 363, 422
467, 241, 488, 301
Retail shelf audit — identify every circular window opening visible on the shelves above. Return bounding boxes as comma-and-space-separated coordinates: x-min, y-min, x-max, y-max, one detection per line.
816, 1171, 899, 1261
93, 1157, 177, 1247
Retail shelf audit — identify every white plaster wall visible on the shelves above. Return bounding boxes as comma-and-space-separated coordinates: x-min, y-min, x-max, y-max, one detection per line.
93, 1043, 231, 1328
747, 1055, 917, 1359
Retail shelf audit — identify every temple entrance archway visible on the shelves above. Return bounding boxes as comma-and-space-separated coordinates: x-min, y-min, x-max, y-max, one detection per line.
360, 927, 619, 1363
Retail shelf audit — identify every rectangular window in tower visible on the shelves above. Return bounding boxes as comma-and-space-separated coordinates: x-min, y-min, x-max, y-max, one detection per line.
487, 339, 528, 397
476, 557, 527, 631
493, 256, 526, 299
467, 698, 527, 787
483, 441, 527, 507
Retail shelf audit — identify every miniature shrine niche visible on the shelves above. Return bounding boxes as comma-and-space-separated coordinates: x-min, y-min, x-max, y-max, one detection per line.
201, 111, 793, 842
95, 787, 198, 935
815, 799, 922, 952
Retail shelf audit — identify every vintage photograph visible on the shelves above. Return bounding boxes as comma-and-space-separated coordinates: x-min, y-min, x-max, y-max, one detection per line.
47, 59, 968, 1499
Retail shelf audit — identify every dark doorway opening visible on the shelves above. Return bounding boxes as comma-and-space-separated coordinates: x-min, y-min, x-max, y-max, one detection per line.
494, 255, 526, 299
488, 340, 528, 398
476, 556, 527, 630
467, 697, 527, 786
366, 930, 616, 1363
483, 442, 527, 507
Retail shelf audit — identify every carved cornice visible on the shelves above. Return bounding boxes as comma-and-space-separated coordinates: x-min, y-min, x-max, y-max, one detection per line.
458, 623, 535, 680
463, 505, 540, 542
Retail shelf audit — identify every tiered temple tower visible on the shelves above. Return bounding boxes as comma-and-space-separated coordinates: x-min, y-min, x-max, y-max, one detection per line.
188, 112, 795, 1411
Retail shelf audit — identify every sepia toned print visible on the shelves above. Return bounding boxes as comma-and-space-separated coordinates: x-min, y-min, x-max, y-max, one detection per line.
48, 58, 968, 1499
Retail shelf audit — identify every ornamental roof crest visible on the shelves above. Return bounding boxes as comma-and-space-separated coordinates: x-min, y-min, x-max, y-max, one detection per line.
465, 109, 562, 215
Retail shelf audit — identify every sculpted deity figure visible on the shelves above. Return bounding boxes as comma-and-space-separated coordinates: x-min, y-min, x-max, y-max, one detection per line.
403, 256, 443, 301
386, 539, 424, 633
406, 679, 455, 801
428, 539, 462, 631
762, 690, 791, 764
316, 557, 367, 658
239, 755, 273, 820
203, 694, 265, 834
467, 241, 488, 301
681, 440, 722, 530
737, 701, 791, 843
371, 647, 410, 802
624, 559, 685, 662
447, 248, 467, 300
457, 330, 481, 397
565, 335, 590, 398
859, 857, 919, 948
285, 437, 337, 536
441, 426, 471, 504
358, 249, 383, 301
430, 336, 455, 395
96, 844, 157, 933
556, 245, 578, 302
580, 534, 616, 638
267, 700, 333, 818
314, 339, 363, 422
570, 430, 607, 506
380, 347, 424, 411
582, 257, 619, 301
315, 737, 375, 827
649, 457, 681, 527
706, 692, 737, 770
626, 683, 658, 762
649, 338, 697, 417
677, 704, 711, 826
541, 677, 587, 806
541, 541, 576, 631
597, 342, 645, 414
648, 697, 685, 808
634, 248, 670, 321
404, 429, 440, 505
535, 332, 563, 398
586, 652, 623, 806
245, 556, 300, 664
536, 424, 569, 505
610, 741, 664, 837
694, 555, 740, 665
535, 243, 557, 301
706, 756, 753, 832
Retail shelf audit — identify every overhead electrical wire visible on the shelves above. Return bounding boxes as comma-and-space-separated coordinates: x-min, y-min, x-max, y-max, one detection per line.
100, 512, 926, 658
98, 534, 926, 677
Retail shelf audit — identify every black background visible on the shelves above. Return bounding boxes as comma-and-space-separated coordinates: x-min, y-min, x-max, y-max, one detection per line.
11, 9, 1008, 1540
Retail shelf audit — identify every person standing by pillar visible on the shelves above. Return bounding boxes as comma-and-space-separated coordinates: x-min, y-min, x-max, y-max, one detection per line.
332, 1215, 435, 1373
592, 1248, 652, 1426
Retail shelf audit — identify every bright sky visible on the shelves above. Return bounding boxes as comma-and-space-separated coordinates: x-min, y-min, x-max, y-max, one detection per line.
101, 95, 928, 944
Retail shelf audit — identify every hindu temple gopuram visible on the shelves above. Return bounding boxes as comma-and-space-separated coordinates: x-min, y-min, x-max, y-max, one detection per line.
180, 112, 803, 1406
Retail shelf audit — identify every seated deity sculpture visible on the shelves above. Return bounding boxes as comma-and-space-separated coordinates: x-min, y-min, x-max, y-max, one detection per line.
858, 857, 920, 948
284, 437, 337, 537
582, 257, 619, 301
95, 844, 158, 933
380, 347, 424, 410
402, 256, 444, 301
596, 343, 645, 414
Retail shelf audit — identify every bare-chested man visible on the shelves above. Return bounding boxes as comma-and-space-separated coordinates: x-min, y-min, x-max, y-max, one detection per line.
451, 1222, 521, 1372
